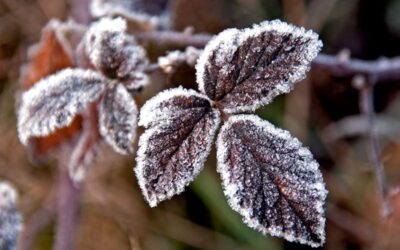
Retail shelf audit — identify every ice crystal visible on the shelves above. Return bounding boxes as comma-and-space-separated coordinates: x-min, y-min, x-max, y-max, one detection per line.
84, 17, 149, 90
158, 46, 202, 74
99, 84, 138, 155
196, 19, 322, 113
136, 87, 220, 207
216, 115, 327, 247
18, 68, 107, 145
0, 182, 22, 250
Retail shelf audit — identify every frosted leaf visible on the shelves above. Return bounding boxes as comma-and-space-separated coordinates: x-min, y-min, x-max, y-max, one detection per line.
84, 17, 149, 90
136, 87, 220, 207
0, 182, 22, 250
217, 115, 327, 247
90, 0, 163, 30
18, 68, 107, 145
196, 20, 322, 113
99, 84, 138, 155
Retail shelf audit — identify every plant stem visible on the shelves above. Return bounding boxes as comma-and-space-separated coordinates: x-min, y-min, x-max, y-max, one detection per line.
53, 149, 80, 250
354, 75, 391, 217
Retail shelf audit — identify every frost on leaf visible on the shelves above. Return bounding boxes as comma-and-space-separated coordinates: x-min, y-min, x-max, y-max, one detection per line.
196, 19, 322, 114
19, 20, 82, 157
217, 115, 327, 247
18, 68, 107, 145
136, 87, 220, 207
0, 182, 22, 250
99, 84, 138, 155
84, 17, 149, 90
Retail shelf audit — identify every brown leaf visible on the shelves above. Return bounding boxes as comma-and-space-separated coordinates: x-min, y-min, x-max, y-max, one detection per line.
21, 20, 74, 90
135, 87, 220, 207
217, 115, 327, 247
196, 20, 322, 113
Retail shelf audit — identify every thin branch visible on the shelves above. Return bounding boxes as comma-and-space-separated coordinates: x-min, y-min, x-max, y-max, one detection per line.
53, 106, 99, 250
53, 148, 80, 250
136, 30, 400, 82
314, 54, 400, 82
353, 75, 391, 217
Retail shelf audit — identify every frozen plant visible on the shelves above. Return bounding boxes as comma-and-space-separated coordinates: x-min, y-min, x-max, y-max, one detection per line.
135, 20, 328, 247
0, 182, 22, 250
17, 17, 149, 183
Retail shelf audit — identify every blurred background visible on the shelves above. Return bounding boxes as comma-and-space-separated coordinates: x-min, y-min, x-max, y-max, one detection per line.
1, 0, 400, 249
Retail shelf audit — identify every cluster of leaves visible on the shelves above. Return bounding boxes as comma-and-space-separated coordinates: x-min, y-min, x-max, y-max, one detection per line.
135, 20, 327, 247
17, 17, 149, 182
16, 3, 328, 246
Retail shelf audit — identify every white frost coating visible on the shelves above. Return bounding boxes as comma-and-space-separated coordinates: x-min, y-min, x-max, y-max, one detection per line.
135, 109, 221, 207
216, 114, 328, 247
17, 68, 107, 145
158, 47, 202, 74
196, 19, 322, 113
90, 0, 159, 29
0, 181, 22, 250
135, 87, 220, 207
84, 17, 126, 69
0, 182, 18, 210
99, 84, 138, 155
195, 28, 240, 95
84, 17, 149, 89
139, 86, 212, 128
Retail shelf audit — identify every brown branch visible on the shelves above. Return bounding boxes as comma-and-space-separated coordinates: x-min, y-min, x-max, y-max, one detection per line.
53, 148, 80, 250
313, 54, 400, 82
53, 105, 100, 250
136, 30, 400, 82
353, 75, 391, 217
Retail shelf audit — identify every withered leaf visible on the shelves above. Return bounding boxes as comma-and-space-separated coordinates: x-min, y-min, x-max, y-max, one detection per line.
136, 87, 220, 207
84, 17, 149, 90
217, 115, 327, 247
20, 19, 83, 157
21, 19, 74, 90
18, 68, 107, 145
196, 20, 322, 113
99, 84, 138, 155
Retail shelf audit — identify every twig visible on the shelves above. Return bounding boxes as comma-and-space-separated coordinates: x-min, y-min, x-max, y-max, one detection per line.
53, 147, 80, 250
136, 30, 400, 82
53, 106, 99, 250
353, 75, 391, 217
314, 54, 400, 82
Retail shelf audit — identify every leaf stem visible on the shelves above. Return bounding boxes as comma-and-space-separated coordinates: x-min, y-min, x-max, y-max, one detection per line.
353, 75, 391, 217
